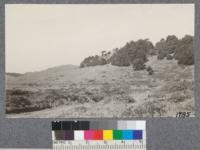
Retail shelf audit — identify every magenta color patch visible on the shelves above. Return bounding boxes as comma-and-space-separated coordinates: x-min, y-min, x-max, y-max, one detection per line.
84, 130, 93, 140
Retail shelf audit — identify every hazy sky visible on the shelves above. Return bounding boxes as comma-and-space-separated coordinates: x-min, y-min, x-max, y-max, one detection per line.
6, 4, 194, 73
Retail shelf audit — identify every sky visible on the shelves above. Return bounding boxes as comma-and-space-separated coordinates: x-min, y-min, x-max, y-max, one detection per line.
5, 4, 194, 73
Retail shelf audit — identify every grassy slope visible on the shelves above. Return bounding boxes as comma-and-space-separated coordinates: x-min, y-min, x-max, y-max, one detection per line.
6, 56, 194, 118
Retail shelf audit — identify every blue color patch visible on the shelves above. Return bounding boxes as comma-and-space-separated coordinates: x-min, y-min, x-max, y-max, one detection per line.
133, 130, 143, 140
122, 130, 133, 140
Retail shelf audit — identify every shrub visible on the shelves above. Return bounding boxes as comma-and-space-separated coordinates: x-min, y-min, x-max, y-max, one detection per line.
6, 90, 41, 114
132, 59, 146, 71
157, 52, 166, 60
165, 80, 192, 92
91, 95, 104, 102
156, 35, 194, 65
121, 101, 166, 117
128, 39, 150, 63
80, 39, 154, 68
99, 58, 107, 65
169, 93, 190, 103
80, 55, 108, 67
156, 35, 179, 60
165, 35, 179, 54
174, 35, 194, 65
156, 39, 168, 60
110, 49, 130, 66
146, 66, 154, 75
123, 95, 135, 103
166, 54, 173, 60
148, 49, 157, 55
116, 94, 136, 103
134, 101, 166, 117
109, 39, 152, 66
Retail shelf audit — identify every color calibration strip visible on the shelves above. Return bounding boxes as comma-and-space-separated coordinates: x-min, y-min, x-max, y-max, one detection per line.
53, 129, 143, 141
52, 120, 146, 150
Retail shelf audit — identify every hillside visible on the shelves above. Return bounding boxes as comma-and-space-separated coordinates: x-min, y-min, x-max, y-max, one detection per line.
6, 56, 194, 118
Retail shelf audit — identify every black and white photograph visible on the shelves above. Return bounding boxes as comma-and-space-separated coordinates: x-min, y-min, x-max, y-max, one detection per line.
5, 4, 195, 118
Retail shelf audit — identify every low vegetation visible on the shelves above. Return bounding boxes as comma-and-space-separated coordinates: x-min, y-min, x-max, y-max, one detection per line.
6, 87, 106, 114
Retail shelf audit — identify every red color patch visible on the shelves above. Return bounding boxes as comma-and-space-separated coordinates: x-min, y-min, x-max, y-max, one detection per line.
93, 130, 103, 140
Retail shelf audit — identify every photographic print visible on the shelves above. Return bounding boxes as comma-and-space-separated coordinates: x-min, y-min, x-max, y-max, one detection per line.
5, 4, 195, 118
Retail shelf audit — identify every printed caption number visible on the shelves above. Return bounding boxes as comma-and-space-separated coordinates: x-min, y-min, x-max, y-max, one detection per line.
176, 112, 191, 118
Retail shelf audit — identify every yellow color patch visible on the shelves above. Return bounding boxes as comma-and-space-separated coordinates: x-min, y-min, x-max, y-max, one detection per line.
103, 130, 113, 140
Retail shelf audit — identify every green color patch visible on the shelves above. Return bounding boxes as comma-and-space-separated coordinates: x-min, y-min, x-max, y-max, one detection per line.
113, 130, 122, 140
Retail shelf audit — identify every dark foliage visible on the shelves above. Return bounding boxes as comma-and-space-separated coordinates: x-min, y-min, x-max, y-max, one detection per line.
110, 48, 131, 66
80, 55, 108, 68
174, 35, 194, 65
146, 66, 154, 75
132, 58, 146, 71
155, 35, 194, 65
148, 48, 157, 55
166, 54, 173, 60
6, 89, 40, 114
80, 39, 153, 68
110, 39, 153, 67
80, 35, 194, 68
156, 39, 168, 60
166, 35, 179, 54
157, 52, 166, 60
156, 35, 179, 60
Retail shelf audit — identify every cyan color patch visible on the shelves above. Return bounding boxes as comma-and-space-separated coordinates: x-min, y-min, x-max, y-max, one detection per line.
122, 130, 133, 140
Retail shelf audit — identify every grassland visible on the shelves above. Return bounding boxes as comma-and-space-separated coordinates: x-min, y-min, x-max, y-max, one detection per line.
6, 56, 194, 118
